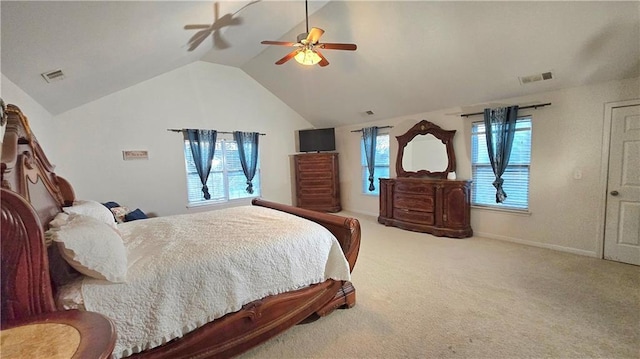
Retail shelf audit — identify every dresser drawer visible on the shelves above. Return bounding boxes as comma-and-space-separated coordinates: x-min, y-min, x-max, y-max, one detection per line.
296, 161, 333, 172
298, 179, 333, 190
393, 194, 434, 212
299, 197, 335, 206
394, 181, 436, 195
393, 208, 435, 225
299, 186, 333, 196
297, 171, 332, 180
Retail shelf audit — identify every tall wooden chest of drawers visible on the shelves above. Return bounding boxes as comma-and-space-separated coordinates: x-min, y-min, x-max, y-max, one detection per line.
294, 153, 341, 212
378, 177, 472, 238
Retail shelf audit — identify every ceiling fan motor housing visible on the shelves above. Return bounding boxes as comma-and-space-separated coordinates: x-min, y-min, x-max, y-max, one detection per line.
297, 33, 309, 43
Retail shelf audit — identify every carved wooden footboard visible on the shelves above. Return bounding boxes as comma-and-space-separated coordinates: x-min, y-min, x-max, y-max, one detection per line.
0, 104, 361, 358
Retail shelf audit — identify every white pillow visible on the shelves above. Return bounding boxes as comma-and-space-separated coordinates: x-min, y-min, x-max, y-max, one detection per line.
48, 214, 128, 283
63, 200, 117, 228
49, 212, 70, 228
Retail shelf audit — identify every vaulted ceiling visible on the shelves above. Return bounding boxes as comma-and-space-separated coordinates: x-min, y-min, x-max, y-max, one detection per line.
2, 1, 639, 128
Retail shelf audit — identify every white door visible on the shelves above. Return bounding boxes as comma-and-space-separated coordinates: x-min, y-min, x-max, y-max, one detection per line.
604, 104, 640, 265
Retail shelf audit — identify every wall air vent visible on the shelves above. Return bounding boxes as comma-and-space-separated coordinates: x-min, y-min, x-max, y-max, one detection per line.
41, 69, 65, 83
519, 71, 553, 85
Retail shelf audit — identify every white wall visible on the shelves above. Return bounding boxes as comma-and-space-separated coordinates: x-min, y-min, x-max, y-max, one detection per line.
336, 77, 640, 257
1, 74, 56, 158
52, 61, 312, 216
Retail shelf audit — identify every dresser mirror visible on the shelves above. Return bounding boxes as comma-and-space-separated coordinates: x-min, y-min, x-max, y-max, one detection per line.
396, 120, 457, 179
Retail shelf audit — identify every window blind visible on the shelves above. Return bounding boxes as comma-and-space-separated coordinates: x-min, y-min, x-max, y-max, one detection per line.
184, 140, 260, 204
360, 134, 390, 195
471, 118, 531, 210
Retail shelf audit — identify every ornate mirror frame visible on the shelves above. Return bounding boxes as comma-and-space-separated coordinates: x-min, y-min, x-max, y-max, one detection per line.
396, 120, 457, 179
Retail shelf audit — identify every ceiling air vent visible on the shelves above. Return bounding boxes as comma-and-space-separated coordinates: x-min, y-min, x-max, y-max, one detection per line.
519, 71, 553, 85
41, 69, 65, 83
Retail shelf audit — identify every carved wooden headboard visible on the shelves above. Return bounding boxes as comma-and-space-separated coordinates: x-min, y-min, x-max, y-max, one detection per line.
1, 104, 77, 325
1, 104, 75, 222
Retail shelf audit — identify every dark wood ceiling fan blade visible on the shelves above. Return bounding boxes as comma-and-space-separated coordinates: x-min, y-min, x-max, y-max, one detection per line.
215, 13, 240, 29
275, 49, 300, 65
316, 50, 330, 67
318, 43, 357, 51
185, 1, 256, 53
307, 27, 325, 44
213, 30, 230, 49
261, 40, 299, 47
188, 29, 213, 51
184, 24, 211, 30
229, 16, 243, 26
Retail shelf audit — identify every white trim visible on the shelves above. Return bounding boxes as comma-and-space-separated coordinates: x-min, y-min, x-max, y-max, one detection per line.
345, 208, 597, 258
597, 99, 640, 260
474, 231, 598, 258
471, 205, 531, 216
186, 197, 255, 210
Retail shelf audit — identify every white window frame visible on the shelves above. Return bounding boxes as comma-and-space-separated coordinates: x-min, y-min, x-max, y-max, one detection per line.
471, 117, 532, 212
360, 132, 390, 196
183, 138, 260, 206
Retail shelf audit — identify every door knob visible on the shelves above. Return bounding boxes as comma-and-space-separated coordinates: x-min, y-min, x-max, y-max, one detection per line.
610, 190, 619, 196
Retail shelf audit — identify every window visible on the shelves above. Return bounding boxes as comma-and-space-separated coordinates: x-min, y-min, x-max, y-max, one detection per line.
361, 133, 390, 195
184, 139, 260, 205
471, 118, 531, 210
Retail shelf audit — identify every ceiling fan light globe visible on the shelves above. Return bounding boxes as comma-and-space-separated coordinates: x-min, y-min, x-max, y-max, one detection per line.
294, 48, 322, 66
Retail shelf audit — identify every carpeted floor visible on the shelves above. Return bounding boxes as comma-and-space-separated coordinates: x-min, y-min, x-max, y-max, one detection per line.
239, 212, 640, 359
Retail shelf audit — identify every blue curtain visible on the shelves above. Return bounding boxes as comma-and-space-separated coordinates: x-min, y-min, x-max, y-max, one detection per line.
233, 131, 260, 194
362, 127, 378, 191
483, 106, 519, 203
185, 129, 217, 200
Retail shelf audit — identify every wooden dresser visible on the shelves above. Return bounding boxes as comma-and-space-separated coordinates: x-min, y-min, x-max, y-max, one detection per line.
378, 177, 472, 238
294, 153, 341, 212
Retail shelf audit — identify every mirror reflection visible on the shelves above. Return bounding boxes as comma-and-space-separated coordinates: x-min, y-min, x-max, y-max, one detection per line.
395, 119, 457, 179
402, 134, 448, 172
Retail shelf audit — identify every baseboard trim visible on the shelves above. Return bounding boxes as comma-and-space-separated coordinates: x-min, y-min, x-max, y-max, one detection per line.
342, 210, 598, 259
475, 231, 598, 258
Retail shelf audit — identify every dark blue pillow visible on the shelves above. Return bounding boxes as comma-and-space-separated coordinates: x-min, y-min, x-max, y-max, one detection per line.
124, 208, 148, 222
102, 201, 121, 209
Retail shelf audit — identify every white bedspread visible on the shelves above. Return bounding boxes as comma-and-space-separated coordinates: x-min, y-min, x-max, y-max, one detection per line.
79, 206, 351, 358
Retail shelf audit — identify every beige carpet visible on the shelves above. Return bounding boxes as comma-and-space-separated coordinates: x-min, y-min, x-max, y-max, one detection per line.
239, 212, 640, 359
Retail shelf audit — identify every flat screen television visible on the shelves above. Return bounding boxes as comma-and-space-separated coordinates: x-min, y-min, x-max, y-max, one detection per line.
298, 128, 336, 153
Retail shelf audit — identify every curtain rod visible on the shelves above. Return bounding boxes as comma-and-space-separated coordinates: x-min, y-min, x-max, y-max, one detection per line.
167, 129, 266, 135
460, 103, 551, 117
351, 125, 394, 133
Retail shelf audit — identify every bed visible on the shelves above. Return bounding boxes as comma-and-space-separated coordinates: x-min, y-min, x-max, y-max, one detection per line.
0, 104, 361, 358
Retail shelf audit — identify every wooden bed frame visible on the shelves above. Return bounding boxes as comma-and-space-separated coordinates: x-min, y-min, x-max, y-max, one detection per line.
0, 104, 361, 358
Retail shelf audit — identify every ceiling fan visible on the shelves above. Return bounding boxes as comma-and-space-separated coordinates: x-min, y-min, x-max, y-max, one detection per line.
185, 1, 260, 51
260, 0, 357, 67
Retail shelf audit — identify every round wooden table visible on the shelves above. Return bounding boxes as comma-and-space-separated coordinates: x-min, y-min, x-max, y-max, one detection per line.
1, 310, 116, 359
